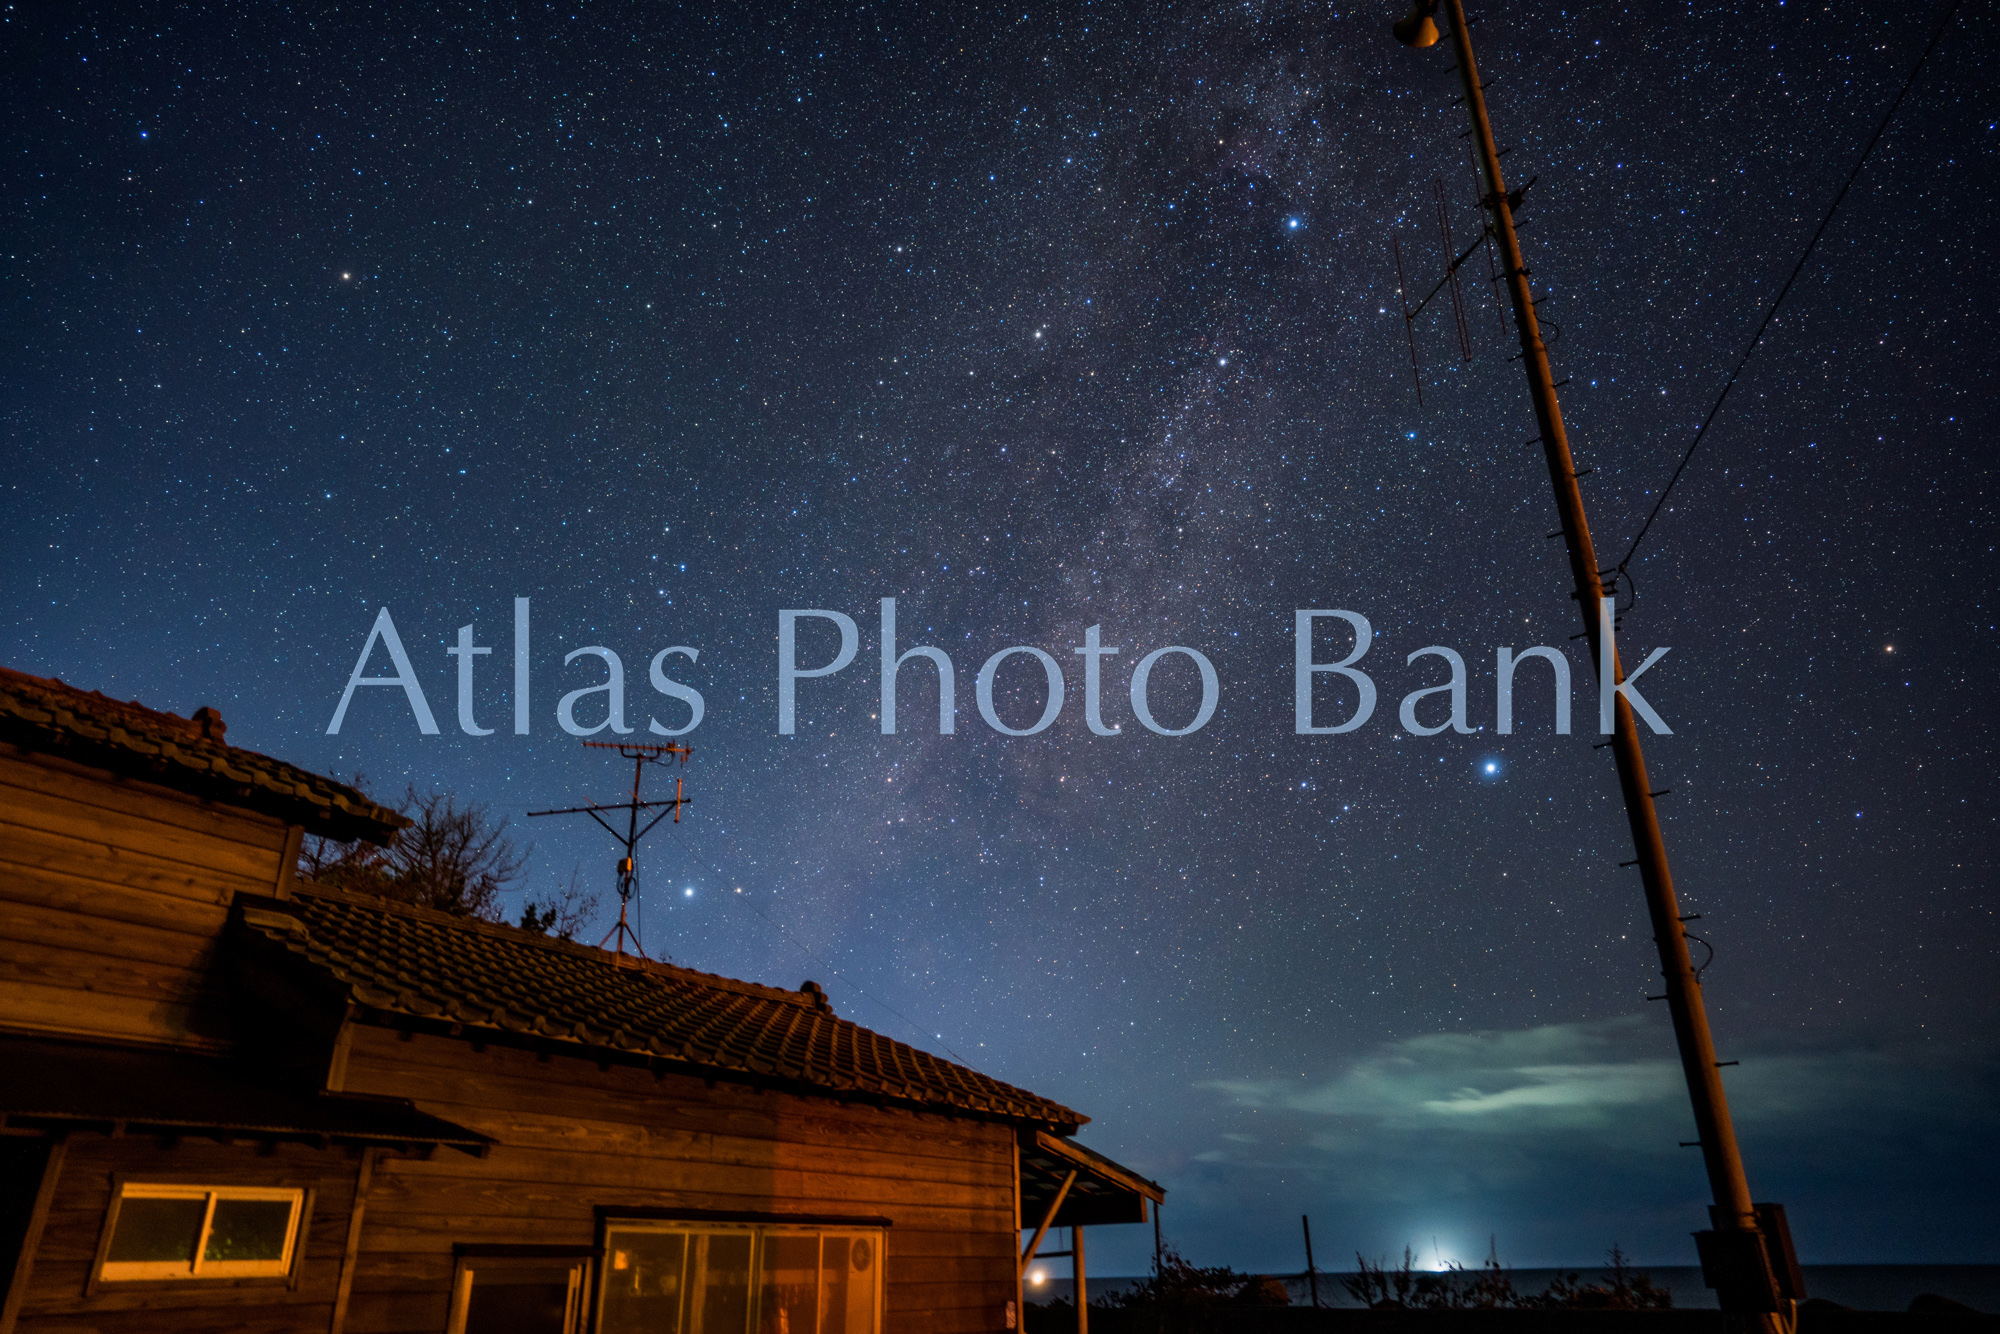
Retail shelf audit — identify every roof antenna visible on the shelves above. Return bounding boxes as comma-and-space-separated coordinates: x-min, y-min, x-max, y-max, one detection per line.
529, 740, 691, 962
1435, 177, 1473, 362
1391, 171, 1498, 406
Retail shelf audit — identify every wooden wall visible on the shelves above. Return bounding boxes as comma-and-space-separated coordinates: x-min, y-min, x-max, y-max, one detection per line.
0, 747, 292, 1051
0, 745, 1028, 1332
341, 1026, 1020, 1334
12, 1135, 363, 1334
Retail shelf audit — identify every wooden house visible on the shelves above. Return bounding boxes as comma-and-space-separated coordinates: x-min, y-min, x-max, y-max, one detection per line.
0, 667, 1160, 1333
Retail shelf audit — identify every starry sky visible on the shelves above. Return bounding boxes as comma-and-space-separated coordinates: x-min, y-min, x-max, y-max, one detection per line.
4, 0, 1995, 1276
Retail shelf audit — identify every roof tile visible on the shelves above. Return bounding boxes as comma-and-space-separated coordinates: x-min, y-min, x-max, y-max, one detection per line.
238, 886, 1082, 1129
0, 666, 403, 842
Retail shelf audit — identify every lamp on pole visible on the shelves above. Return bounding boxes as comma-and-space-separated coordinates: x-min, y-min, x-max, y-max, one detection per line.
1388, 3, 1800, 1326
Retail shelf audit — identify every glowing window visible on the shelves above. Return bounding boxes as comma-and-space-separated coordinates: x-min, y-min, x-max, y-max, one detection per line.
98, 1184, 304, 1281
599, 1222, 882, 1334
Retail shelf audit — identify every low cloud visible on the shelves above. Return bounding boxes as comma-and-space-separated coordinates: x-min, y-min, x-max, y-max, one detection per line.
1212, 1019, 1684, 1134
1124, 1017, 2000, 1272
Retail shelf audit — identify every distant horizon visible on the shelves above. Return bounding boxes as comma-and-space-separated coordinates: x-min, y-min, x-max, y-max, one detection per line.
6, 0, 1992, 1276
1026, 1265, 2000, 1313
1029, 1263, 2000, 1278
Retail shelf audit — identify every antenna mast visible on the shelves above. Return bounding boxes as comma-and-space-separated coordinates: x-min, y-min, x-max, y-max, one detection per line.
528, 740, 692, 961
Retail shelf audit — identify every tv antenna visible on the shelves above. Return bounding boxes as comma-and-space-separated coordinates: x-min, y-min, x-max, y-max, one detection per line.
1391, 162, 1514, 406
528, 740, 692, 961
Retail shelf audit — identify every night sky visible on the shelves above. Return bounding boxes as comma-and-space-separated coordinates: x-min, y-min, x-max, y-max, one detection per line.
4, 0, 1995, 1276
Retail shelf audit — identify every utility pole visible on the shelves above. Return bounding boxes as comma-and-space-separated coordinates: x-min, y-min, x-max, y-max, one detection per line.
529, 739, 691, 960
1389, 3, 1797, 1327
1302, 1215, 1320, 1309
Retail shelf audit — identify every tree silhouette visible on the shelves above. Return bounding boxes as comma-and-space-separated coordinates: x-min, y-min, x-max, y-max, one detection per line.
300, 783, 527, 921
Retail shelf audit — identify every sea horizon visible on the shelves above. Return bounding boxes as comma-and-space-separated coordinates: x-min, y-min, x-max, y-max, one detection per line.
1025, 1265, 2000, 1313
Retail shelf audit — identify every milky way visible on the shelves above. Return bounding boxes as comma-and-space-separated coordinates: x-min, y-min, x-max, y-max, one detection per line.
3, 0, 1994, 1272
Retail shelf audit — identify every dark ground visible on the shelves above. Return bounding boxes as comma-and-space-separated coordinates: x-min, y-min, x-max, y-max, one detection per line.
1026, 1305, 1997, 1333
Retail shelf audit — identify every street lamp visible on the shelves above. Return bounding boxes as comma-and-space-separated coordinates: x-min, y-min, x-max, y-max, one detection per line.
1386, 3, 1802, 1327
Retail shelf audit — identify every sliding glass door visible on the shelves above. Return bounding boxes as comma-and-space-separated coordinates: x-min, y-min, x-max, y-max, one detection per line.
598, 1223, 880, 1334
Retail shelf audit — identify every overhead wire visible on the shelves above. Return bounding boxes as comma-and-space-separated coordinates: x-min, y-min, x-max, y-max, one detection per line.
1609, 0, 1965, 593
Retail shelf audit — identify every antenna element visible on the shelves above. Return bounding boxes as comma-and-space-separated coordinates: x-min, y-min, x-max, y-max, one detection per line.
528, 740, 692, 961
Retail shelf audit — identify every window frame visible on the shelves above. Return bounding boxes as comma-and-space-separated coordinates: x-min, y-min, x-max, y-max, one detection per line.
445, 1246, 595, 1334
92, 1181, 310, 1286
596, 1216, 887, 1334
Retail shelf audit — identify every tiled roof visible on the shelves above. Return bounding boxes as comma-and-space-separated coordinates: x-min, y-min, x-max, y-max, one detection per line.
236, 886, 1085, 1130
0, 665, 404, 843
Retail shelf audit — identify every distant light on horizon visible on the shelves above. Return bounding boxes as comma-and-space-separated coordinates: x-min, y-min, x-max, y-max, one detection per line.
12, 0, 1976, 1274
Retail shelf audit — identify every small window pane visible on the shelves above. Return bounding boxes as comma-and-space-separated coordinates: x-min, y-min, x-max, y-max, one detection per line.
695, 1233, 752, 1334
819, 1236, 874, 1334
204, 1198, 294, 1263
756, 1234, 818, 1334
465, 1266, 577, 1334
602, 1230, 686, 1334
106, 1196, 206, 1265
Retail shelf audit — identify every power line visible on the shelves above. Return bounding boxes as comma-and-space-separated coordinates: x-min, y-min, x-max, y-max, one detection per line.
1613, 0, 1965, 585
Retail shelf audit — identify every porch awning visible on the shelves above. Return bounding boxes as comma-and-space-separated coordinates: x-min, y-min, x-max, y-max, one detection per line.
1019, 1128, 1163, 1228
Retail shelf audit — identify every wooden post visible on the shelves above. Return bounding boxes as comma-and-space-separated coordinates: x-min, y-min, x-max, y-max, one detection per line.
1018, 1169, 1076, 1278
0, 1135, 65, 1334
1012, 1135, 1025, 1332
1072, 1225, 1086, 1334
328, 1147, 379, 1334
274, 824, 305, 899
1303, 1214, 1320, 1308
1152, 1203, 1164, 1334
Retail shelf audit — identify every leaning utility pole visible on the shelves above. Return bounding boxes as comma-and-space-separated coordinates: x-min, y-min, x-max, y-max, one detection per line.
1389, 3, 1800, 1326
